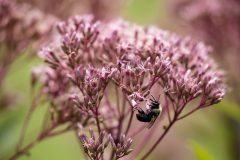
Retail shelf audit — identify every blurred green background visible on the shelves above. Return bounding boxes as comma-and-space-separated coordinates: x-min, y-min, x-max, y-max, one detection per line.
0, 0, 239, 160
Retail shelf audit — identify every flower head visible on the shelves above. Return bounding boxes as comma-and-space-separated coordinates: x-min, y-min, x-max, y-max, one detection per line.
35, 14, 226, 159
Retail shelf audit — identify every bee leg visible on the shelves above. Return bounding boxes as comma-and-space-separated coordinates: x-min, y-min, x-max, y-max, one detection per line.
150, 94, 156, 101
150, 98, 155, 102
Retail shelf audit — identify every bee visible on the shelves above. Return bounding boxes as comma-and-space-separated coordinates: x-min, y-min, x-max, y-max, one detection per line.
136, 95, 162, 128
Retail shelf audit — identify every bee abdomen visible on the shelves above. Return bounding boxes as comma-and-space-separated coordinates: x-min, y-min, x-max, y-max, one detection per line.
136, 113, 152, 122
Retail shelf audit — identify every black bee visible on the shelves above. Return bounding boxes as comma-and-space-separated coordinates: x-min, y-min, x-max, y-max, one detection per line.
136, 95, 162, 128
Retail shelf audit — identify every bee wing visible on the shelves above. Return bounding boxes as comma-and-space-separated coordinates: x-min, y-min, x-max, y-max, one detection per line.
146, 116, 158, 129
146, 109, 161, 129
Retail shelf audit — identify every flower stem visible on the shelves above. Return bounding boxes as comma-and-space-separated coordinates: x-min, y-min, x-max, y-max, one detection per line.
16, 90, 43, 151
129, 121, 159, 159
177, 107, 199, 121
109, 149, 116, 160
9, 123, 70, 160
95, 114, 101, 135
125, 111, 134, 136
9, 139, 37, 160
140, 120, 175, 160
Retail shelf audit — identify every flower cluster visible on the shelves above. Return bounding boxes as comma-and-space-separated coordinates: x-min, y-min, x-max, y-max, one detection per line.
172, 0, 240, 52
16, 15, 225, 159
79, 128, 132, 160
171, 0, 240, 102
20, 0, 121, 21
0, 0, 55, 55
0, 0, 56, 110
109, 134, 133, 159
69, 66, 115, 116
79, 129, 110, 160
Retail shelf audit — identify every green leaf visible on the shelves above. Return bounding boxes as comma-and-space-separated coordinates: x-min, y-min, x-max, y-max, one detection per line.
187, 139, 215, 160
217, 99, 240, 122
